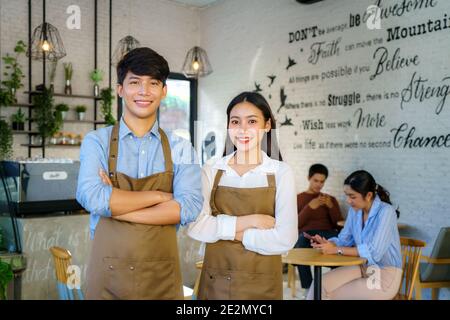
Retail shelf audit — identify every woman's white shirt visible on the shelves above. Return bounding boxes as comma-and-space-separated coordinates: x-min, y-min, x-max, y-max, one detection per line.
187, 152, 298, 255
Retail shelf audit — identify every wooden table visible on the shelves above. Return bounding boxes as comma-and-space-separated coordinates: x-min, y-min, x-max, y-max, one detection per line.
282, 248, 366, 300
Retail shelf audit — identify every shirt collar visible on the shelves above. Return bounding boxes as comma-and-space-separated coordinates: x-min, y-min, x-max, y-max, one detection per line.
119, 117, 161, 140
367, 195, 382, 219
212, 151, 278, 174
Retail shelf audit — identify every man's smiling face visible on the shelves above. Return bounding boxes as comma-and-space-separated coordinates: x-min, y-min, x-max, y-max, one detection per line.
117, 71, 167, 120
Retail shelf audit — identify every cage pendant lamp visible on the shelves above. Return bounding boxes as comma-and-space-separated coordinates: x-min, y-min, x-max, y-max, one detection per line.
182, 46, 212, 78
112, 35, 141, 66
27, 22, 66, 61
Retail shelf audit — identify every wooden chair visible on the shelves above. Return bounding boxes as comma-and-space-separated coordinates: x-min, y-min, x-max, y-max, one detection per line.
414, 227, 450, 300
395, 237, 426, 300
192, 261, 203, 300
49, 246, 84, 300
287, 264, 297, 297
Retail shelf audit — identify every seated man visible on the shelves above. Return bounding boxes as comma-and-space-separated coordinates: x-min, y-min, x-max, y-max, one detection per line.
296, 163, 343, 289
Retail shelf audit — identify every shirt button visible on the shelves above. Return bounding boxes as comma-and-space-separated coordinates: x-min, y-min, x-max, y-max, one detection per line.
141, 150, 145, 155
109, 265, 114, 270
129, 266, 135, 271
140, 173, 144, 177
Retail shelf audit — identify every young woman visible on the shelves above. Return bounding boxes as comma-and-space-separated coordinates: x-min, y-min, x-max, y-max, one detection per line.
307, 170, 402, 300
188, 92, 298, 300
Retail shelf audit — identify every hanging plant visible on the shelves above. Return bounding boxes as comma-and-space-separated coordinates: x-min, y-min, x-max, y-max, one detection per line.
0, 119, 13, 160
1, 40, 27, 102
33, 88, 63, 144
100, 87, 116, 126
0, 260, 13, 300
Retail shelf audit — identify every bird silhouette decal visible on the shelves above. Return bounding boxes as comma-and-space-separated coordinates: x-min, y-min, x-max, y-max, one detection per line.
280, 115, 293, 126
277, 87, 287, 113
253, 82, 262, 93
267, 75, 276, 87
286, 56, 297, 70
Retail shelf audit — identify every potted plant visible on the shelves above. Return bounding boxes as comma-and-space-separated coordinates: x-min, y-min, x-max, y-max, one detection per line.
48, 60, 58, 93
33, 88, 62, 146
63, 62, 73, 95
90, 69, 103, 97
0, 259, 13, 300
55, 103, 69, 120
1, 40, 26, 102
11, 108, 26, 131
75, 105, 87, 121
0, 119, 13, 160
100, 88, 116, 126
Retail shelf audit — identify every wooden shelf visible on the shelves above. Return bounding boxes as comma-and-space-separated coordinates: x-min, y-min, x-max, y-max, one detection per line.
10, 103, 34, 108
21, 143, 81, 148
25, 91, 100, 100
12, 130, 39, 135
63, 119, 107, 124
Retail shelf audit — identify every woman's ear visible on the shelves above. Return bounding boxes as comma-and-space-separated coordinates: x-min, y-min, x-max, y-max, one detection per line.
365, 191, 374, 202
265, 118, 271, 132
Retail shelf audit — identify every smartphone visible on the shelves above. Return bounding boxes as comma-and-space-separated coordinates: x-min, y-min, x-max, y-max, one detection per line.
303, 232, 313, 240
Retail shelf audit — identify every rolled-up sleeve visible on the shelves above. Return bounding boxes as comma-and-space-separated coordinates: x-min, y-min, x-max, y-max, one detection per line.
242, 164, 298, 255
171, 138, 203, 226
356, 207, 397, 266
76, 133, 112, 217
328, 210, 355, 247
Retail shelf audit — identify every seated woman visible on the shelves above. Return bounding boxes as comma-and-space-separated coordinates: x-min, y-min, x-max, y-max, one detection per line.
296, 163, 343, 290
307, 170, 402, 300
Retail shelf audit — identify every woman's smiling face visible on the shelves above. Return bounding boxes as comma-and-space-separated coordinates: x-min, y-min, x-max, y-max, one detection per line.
228, 101, 271, 153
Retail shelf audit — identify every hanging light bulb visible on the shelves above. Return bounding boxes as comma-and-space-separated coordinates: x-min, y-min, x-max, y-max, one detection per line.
182, 46, 213, 78
192, 59, 200, 71
41, 39, 51, 51
112, 36, 141, 66
27, 22, 66, 61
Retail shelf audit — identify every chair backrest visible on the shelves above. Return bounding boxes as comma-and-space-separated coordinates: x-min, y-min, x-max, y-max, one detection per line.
399, 237, 426, 300
430, 227, 450, 259
49, 246, 84, 300
421, 227, 450, 282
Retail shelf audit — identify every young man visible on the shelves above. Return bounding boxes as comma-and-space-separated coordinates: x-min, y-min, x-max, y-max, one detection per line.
76, 47, 203, 300
296, 164, 343, 290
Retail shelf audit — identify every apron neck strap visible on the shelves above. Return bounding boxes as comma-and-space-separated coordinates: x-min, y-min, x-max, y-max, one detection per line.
108, 123, 120, 178
266, 174, 276, 188
158, 128, 173, 172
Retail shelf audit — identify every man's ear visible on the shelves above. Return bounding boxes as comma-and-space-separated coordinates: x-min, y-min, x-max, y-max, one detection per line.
116, 84, 123, 97
162, 84, 168, 99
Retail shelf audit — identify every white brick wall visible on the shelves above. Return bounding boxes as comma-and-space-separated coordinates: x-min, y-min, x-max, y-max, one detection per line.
197, 0, 450, 299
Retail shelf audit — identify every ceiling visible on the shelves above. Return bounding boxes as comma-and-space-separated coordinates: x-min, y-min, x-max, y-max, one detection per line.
169, 0, 221, 8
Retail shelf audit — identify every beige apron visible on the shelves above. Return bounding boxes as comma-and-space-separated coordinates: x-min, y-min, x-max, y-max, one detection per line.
85, 123, 183, 300
198, 169, 283, 300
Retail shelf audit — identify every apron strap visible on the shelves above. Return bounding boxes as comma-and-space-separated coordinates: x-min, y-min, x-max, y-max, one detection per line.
108, 123, 120, 179
209, 169, 224, 214
158, 128, 173, 173
266, 174, 276, 188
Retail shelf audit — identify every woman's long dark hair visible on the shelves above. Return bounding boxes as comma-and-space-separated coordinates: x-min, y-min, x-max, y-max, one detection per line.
222, 92, 283, 161
344, 170, 400, 218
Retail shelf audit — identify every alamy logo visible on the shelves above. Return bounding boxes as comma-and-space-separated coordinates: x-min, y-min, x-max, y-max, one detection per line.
66, 265, 82, 289
366, 265, 381, 290
66, 5, 81, 30
366, 5, 381, 30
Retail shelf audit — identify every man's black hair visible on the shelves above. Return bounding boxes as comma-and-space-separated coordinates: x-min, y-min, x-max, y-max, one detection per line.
117, 47, 170, 85
308, 163, 328, 179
